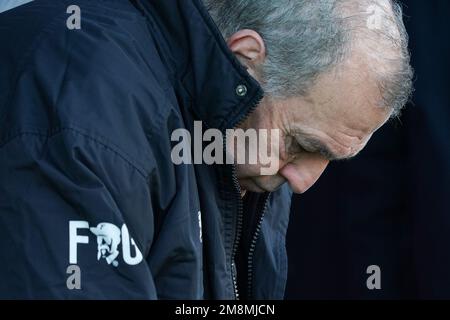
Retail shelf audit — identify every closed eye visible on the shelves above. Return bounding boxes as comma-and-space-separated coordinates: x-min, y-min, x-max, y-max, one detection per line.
285, 136, 311, 158
294, 135, 342, 161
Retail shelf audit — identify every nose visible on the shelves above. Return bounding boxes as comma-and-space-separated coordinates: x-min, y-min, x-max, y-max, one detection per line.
278, 153, 329, 194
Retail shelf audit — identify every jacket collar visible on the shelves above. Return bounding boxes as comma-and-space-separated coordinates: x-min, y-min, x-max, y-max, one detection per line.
134, 0, 264, 131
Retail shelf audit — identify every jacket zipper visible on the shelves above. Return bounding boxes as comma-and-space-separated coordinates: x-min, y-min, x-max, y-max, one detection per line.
247, 194, 270, 298
231, 169, 243, 300
227, 91, 264, 300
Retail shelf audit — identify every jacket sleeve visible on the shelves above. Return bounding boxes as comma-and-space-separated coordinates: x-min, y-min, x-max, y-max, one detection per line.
0, 1, 167, 299
0, 130, 158, 299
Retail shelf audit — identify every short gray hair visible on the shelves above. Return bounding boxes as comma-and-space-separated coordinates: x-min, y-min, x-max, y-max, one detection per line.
203, 0, 413, 116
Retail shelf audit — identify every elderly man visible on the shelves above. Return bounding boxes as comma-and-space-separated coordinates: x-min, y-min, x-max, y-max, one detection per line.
0, 0, 412, 299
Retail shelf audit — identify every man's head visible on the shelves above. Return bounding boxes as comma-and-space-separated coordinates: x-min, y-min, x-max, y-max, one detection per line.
204, 0, 413, 194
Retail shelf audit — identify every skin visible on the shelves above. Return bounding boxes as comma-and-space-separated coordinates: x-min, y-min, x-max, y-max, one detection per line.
227, 29, 392, 194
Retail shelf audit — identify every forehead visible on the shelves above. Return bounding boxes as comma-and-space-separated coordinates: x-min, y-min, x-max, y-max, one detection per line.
308, 58, 390, 132
284, 61, 391, 160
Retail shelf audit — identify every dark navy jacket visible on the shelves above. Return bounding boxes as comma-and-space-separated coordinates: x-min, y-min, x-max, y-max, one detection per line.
0, 0, 292, 299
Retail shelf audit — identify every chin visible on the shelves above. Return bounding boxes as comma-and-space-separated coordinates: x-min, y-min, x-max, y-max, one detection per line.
240, 176, 286, 193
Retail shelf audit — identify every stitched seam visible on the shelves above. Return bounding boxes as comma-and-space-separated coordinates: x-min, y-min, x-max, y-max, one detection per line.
0, 127, 151, 183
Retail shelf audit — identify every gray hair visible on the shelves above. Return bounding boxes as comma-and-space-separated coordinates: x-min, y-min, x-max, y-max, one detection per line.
203, 0, 413, 116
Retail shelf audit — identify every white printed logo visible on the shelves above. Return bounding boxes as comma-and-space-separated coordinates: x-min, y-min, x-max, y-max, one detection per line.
69, 221, 143, 267
90, 223, 122, 267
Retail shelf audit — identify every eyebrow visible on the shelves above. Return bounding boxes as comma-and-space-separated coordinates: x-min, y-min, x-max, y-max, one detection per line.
298, 136, 348, 161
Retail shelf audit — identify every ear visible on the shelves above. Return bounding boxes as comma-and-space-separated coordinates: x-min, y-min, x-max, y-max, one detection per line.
227, 29, 266, 70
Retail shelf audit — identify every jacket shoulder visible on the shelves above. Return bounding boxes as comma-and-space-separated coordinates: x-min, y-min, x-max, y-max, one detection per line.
0, 0, 149, 108
0, 0, 176, 172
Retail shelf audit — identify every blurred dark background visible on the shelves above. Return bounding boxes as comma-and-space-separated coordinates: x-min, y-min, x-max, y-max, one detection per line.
285, 0, 450, 299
